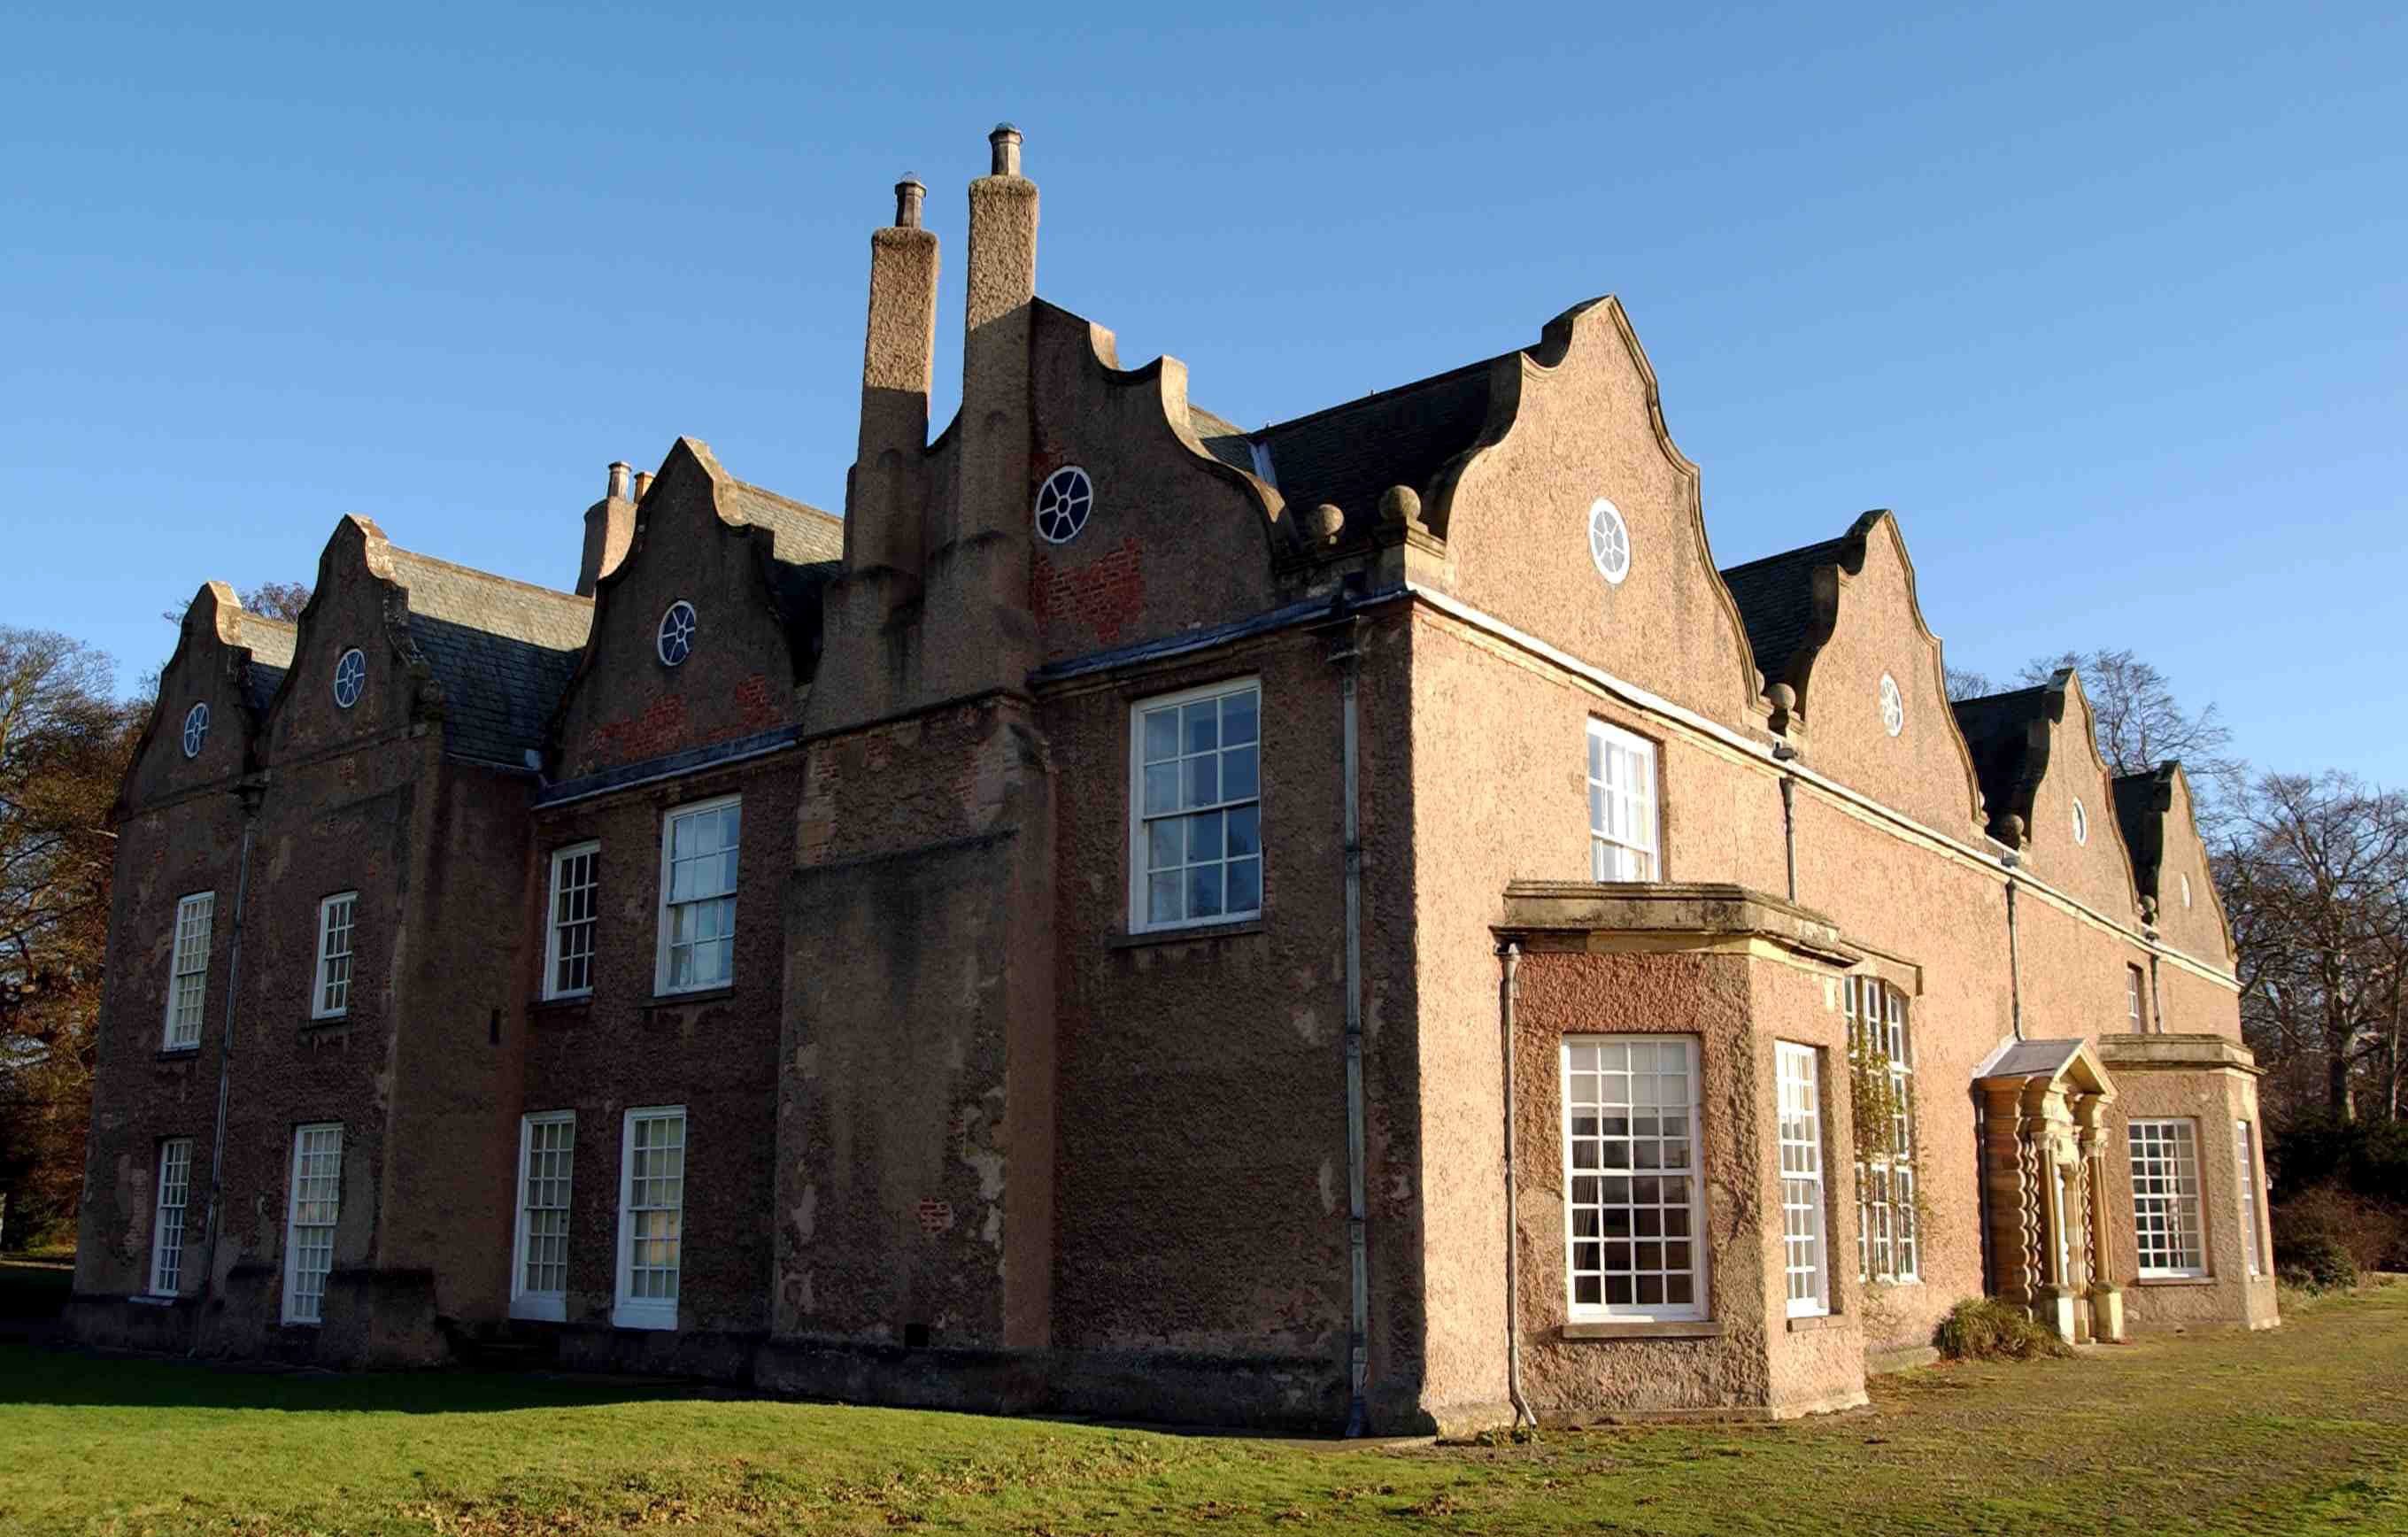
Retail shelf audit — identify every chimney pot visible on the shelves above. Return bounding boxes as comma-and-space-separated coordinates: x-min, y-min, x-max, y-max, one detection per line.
894, 176, 926, 228
606, 461, 632, 501
632, 470, 653, 500
988, 121, 1023, 177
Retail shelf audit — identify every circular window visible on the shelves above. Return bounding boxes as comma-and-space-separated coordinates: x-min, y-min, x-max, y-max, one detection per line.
657, 600, 697, 667
1587, 498, 1632, 585
1879, 673, 1904, 738
331, 648, 367, 710
181, 702, 210, 760
1034, 467, 1092, 544
2181, 871, 2194, 908
2072, 799, 2088, 846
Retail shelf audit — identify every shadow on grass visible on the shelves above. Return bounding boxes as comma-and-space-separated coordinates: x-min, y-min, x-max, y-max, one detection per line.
0, 1341, 731, 1417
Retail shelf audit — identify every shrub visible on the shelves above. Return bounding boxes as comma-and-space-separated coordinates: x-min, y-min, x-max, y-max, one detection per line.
1934, 1298, 2072, 1362
2276, 1233, 2358, 1293
2273, 1184, 2406, 1279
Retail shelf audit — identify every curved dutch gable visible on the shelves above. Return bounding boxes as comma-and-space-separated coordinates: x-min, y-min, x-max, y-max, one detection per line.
119, 582, 295, 815
1718, 510, 1988, 840
1418, 297, 1764, 728
552, 436, 837, 783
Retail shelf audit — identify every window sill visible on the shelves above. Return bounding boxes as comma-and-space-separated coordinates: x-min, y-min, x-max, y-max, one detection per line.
510, 1295, 567, 1323
644, 986, 734, 1009
129, 1294, 181, 1308
534, 993, 592, 1010
610, 1306, 679, 1332
303, 1014, 351, 1028
1561, 1319, 1722, 1340
155, 1047, 200, 1062
2134, 1275, 2218, 1287
1110, 918, 1266, 950
1786, 1312, 1849, 1333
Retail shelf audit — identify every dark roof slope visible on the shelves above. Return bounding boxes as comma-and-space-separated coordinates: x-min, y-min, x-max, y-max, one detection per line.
1949, 683, 2057, 837
2111, 763, 2178, 904
1248, 359, 1493, 521
236, 615, 297, 715
1718, 535, 1851, 684
728, 480, 844, 565
385, 547, 594, 768
1188, 404, 1256, 475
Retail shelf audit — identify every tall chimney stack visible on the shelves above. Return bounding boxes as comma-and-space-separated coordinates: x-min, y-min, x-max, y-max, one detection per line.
577, 460, 637, 597
846, 175, 940, 582
956, 122, 1037, 549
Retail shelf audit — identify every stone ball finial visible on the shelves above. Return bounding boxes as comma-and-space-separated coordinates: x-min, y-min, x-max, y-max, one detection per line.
2002, 814, 2026, 846
1308, 504, 1345, 542
1379, 484, 1421, 527
894, 176, 927, 228
2141, 895, 2158, 923
1768, 683, 1796, 715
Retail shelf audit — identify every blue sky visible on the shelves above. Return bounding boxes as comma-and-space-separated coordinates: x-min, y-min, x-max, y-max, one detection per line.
6, 3, 2401, 783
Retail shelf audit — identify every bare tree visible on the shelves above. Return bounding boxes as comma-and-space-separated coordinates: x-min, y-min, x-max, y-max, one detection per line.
2020, 648, 2240, 784
1945, 666, 1999, 702
2218, 771, 2408, 1124
0, 628, 140, 1242
158, 580, 312, 627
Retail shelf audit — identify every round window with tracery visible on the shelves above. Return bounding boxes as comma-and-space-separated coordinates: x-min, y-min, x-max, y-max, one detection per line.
657, 600, 697, 667
1587, 498, 1631, 585
1034, 467, 1093, 544
181, 702, 210, 759
1879, 673, 1904, 738
331, 648, 367, 710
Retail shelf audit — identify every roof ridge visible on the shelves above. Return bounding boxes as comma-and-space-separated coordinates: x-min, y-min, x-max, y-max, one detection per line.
1717, 534, 1853, 578
729, 476, 839, 528
1254, 356, 1496, 440
385, 544, 593, 612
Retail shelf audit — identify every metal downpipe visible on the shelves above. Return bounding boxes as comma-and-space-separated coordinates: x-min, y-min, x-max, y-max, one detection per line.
1497, 941, 1536, 1428
193, 781, 263, 1349
1332, 617, 1370, 1437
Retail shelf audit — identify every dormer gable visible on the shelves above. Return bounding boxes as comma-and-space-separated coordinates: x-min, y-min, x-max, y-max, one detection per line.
262, 514, 591, 768
1952, 669, 2146, 921
552, 436, 838, 782
119, 582, 295, 814
1718, 511, 1987, 840
1396, 297, 1764, 728
2111, 761, 2237, 964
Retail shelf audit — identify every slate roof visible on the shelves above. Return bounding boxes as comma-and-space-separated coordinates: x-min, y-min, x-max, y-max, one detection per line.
1718, 536, 1851, 685
1188, 405, 1258, 475
235, 615, 297, 716
2111, 764, 2177, 901
384, 547, 594, 768
1245, 359, 1493, 522
1977, 1037, 2091, 1082
727, 479, 844, 565
1950, 683, 2056, 834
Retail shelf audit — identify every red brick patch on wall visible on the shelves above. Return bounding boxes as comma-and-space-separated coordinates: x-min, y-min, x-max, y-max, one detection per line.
1032, 537, 1144, 645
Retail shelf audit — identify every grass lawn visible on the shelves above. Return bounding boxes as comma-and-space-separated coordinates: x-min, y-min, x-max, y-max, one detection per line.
4, 1286, 2404, 1536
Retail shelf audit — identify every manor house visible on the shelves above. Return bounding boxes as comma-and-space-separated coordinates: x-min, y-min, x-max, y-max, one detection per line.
71, 126, 2273, 1433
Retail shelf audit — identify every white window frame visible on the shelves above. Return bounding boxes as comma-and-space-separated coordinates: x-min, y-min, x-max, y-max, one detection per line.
312, 892, 357, 1020
1777, 1041, 1830, 1318
1586, 720, 1661, 882
614, 1106, 686, 1331
654, 798, 739, 996
544, 842, 600, 1000
512, 1111, 576, 1321
1127, 677, 1263, 933
2236, 1119, 2264, 1278
2129, 1117, 2207, 1278
1561, 1035, 1708, 1323
1849, 977, 1918, 1284
149, 1137, 194, 1297
162, 892, 215, 1050
2126, 964, 2145, 1031
282, 1123, 343, 1325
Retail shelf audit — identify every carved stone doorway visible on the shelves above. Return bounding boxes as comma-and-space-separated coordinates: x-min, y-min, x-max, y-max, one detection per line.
1975, 1039, 2122, 1343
